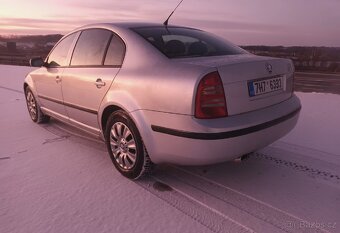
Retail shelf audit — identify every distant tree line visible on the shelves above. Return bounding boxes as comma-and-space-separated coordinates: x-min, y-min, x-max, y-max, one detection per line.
242, 46, 340, 72
0, 34, 63, 44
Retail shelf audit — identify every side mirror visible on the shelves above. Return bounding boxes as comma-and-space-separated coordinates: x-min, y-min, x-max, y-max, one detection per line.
30, 57, 45, 67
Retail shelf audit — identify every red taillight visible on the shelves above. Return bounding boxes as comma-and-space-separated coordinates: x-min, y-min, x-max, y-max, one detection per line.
195, 71, 228, 119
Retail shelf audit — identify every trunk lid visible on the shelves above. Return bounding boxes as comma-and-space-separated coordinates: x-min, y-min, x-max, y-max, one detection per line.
177, 54, 294, 115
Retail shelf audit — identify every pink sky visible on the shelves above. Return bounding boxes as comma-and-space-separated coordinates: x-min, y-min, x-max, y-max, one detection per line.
0, 0, 339, 46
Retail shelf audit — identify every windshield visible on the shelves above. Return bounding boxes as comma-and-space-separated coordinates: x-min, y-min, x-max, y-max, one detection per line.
132, 26, 247, 58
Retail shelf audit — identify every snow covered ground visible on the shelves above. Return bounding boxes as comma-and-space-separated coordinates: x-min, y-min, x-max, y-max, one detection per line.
0, 65, 339, 233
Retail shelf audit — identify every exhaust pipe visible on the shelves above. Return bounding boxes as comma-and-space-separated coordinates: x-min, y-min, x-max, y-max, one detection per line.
233, 153, 251, 162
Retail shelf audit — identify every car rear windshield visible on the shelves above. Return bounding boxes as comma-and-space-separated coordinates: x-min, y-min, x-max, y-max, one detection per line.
132, 26, 247, 58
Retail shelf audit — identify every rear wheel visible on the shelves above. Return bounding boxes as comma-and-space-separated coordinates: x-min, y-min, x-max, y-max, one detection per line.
105, 110, 153, 179
25, 88, 50, 123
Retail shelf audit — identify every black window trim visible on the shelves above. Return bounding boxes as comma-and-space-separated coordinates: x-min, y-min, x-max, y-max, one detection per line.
101, 33, 114, 65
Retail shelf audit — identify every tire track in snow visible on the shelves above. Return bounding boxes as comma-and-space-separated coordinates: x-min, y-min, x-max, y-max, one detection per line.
40, 121, 106, 151
252, 152, 340, 185
0, 85, 23, 94
148, 166, 331, 233
137, 176, 252, 233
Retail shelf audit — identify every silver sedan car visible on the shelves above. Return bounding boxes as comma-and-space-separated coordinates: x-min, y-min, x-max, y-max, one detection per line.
24, 22, 301, 179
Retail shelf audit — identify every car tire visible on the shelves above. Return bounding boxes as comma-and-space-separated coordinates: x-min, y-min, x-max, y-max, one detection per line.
25, 88, 50, 123
105, 110, 154, 179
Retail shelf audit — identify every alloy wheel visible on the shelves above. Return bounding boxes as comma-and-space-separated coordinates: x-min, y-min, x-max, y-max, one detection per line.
110, 122, 137, 170
26, 91, 37, 120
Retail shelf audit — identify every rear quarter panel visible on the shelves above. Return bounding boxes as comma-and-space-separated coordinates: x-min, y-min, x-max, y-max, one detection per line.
108, 61, 212, 114
99, 26, 213, 115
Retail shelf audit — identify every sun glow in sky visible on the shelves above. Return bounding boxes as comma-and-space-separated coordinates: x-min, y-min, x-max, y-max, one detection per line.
0, 0, 339, 46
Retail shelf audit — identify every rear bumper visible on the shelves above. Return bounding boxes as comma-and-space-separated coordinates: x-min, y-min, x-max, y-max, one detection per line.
131, 95, 301, 165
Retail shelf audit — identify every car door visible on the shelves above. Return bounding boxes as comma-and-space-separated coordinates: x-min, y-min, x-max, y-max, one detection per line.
34, 32, 79, 119
61, 29, 125, 135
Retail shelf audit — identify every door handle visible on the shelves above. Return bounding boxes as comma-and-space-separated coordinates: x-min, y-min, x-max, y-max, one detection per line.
95, 79, 106, 88
55, 76, 61, 83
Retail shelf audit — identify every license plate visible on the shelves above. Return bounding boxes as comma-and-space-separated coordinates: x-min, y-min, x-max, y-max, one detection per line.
248, 75, 284, 97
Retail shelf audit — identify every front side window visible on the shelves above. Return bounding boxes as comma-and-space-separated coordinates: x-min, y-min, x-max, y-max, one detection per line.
71, 29, 112, 66
132, 27, 247, 58
47, 33, 77, 67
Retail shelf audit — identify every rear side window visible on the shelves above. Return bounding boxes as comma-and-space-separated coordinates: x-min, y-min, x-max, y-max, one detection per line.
104, 34, 126, 66
132, 27, 247, 58
71, 29, 112, 66
47, 33, 77, 67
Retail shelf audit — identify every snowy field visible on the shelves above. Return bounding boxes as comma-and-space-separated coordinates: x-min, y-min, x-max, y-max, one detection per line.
0, 65, 339, 233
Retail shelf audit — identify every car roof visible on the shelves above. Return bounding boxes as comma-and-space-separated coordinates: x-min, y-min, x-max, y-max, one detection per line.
69, 22, 197, 34
73, 22, 180, 31
63, 22, 198, 43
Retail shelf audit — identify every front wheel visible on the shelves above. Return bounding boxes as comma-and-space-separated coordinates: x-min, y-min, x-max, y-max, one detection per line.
25, 88, 50, 123
105, 110, 153, 179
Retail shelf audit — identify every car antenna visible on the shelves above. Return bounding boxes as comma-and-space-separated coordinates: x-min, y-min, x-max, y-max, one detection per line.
163, 0, 184, 26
